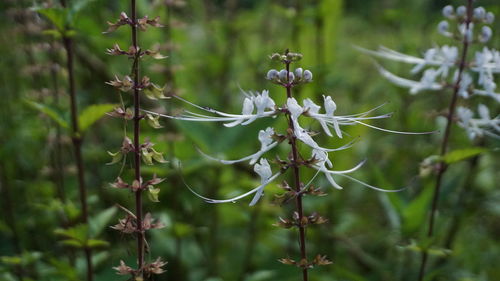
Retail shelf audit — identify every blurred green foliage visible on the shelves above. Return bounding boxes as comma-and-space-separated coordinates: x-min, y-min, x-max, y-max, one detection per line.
0, 0, 499, 280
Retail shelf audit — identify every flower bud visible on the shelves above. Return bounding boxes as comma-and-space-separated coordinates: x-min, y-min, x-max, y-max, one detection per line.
442, 5, 454, 18
479, 26, 492, 43
456, 6, 466, 17
459, 23, 474, 42
473, 7, 485, 20
266, 69, 279, 80
278, 69, 288, 81
286, 52, 303, 61
294, 68, 303, 79
486, 12, 495, 24
269, 53, 282, 61
437, 21, 450, 36
303, 70, 313, 82
288, 72, 295, 83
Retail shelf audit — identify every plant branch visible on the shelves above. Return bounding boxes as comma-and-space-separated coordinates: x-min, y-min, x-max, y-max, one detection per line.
60, 0, 92, 279
285, 59, 309, 281
417, 0, 473, 279
130, 0, 145, 273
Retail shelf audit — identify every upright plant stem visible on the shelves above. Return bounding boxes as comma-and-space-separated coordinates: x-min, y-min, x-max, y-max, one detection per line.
49, 43, 66, 203
285, 61, 309, 281
417, 1, 473, 279
130, 0, 145, 272
59, 1, 92, 280
430, 154, 481, 278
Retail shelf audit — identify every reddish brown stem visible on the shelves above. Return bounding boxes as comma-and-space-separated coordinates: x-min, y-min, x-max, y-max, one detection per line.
130, 0, 145, 273
59, 0, 92, 279
285, 60, 309, 281
417, 0, 473, 280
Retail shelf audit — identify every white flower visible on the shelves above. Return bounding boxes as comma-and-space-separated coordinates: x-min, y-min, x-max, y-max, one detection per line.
459, 22, 474, 42
146, 75, 432, 206
295, 68, 303, 79
411, 46, 457, 77
278, 69, 288, 81
254, 158, 272, 182
224, 97, 255, 127
303, 70, 313, 82
486, 12, 495, 24
323, 95, 342, 137
143, 91, 278, 127
442, 5, 454, 18
198, 127, 278, 165
310, 149, 406, 192
455, 71, 472, 98
187, 158, 281, 206
456, 6, 466, 17
438, 21, 451, 37
266, 69, 279, 80
474, 7, 486, 20
457, 105, 500, 140
303, 98, 330, 136
286, 97, 303, 120
293, 121, 321, 150
254, 90, 275, 114
372, 63, 443, 95
479, 26, 492, 43
258, 127, 275, 147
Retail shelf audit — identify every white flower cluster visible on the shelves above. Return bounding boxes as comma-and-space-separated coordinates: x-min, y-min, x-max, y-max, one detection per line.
266, 67, 313, 84
358, 4, 500, 141
144, 69, 426, 205
457, 105, 500, 139
439, 5, 494, 42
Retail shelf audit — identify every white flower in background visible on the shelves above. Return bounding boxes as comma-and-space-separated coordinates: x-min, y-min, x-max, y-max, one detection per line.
457, 105, 500, 140
144, 65, 430, 205
358, 4, 499, 140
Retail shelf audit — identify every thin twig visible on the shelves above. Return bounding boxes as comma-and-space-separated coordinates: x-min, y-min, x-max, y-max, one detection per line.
417, 1, 473, 279
285, 57, 309, 281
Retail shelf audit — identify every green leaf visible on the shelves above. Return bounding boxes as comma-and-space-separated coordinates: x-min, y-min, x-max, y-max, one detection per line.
442, 148, 488, 164
148, 186, 161, 202
143, 83, 167, 100
42, 29, 63, 39
402, 186, 433, 235
34, 7, 68, 31
60, 239, 84, 248
172, 222, 193, 237
141, 149, 154, 165
0, 256, 22, 265
88, 206, 117, 237
78, 104, 117, 133
54, 224, 88, 243
23, 100, 69, 129
70, 0, 98, 15
243, 270, 275, 281
398, 240, 451, 257
86, 239, 109, 249
146, 113, 163, 129
107, 151, 123, 165
48, 258, 79, 281
151, 148, 168, 164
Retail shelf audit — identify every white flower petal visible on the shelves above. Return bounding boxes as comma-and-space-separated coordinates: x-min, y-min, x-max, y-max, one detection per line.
186, 172, 281, 205
287, 97, 303, 120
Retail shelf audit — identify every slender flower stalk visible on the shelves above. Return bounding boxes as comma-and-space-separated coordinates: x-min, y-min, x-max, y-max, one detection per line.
417, 3, 475, 279
358, 1, 499, 279
104, 1, 168, 279
59, 0, 92, 279
146, 50, 430, 280
284, 54, 310, 281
